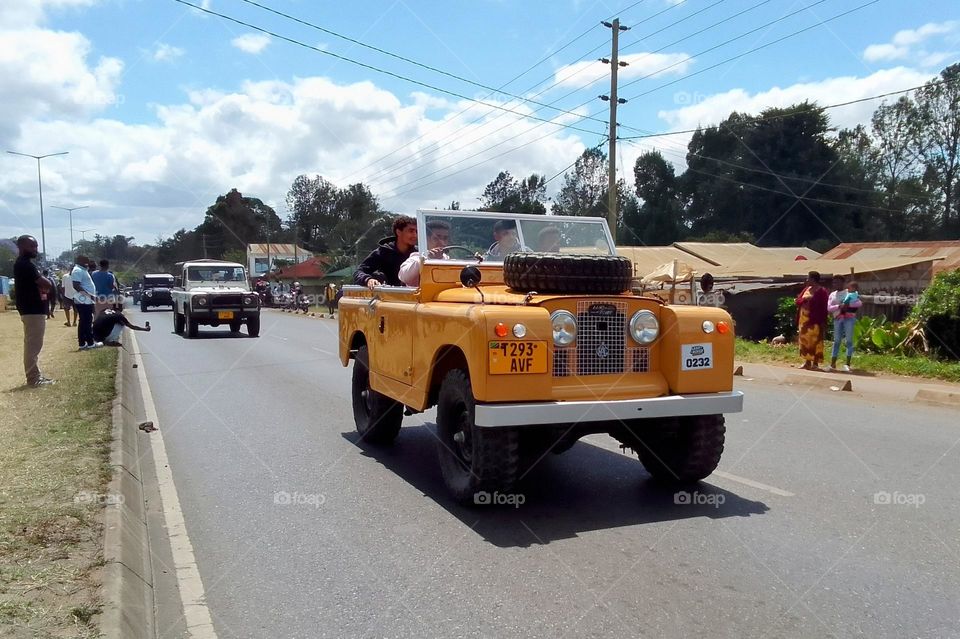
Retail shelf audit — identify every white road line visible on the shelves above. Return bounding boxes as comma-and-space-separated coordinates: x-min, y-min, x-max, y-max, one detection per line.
129, 331, 219, 639
712, 470, 795, 497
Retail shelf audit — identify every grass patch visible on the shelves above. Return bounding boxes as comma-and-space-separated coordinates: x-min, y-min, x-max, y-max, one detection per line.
736, 337, 960, 383
0, 312, 117, 638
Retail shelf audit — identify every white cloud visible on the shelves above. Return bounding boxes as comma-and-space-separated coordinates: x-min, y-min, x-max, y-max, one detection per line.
151, 43, 184, 62
863, 20, 958, 63
0, 0, 98, 28
231, 33, 271, 55
552, 52, 693, 89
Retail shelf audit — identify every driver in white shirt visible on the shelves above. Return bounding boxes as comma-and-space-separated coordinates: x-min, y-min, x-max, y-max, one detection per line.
399, 220, 452, 287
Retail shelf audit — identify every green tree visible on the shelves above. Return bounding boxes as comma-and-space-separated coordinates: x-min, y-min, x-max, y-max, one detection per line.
479, 171, 547, 214
552, 147, 609, 217
624, 151, 682, 245
913, 63, 960, 234
196, 189, 283, 258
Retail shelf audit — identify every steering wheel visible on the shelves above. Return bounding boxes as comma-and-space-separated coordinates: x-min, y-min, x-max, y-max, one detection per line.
433, 245, 481, 260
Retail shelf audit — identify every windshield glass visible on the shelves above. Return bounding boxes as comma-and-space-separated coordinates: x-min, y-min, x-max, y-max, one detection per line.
187, 265, 247, 282
144, 277, 175, 288
420, 212, 614, 262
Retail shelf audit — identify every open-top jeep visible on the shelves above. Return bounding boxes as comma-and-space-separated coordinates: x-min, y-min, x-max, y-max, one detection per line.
339, 210, 743, 503
171, 259, 261, 338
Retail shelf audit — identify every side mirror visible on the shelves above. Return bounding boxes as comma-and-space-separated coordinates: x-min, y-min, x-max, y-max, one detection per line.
460, 265, 482, 288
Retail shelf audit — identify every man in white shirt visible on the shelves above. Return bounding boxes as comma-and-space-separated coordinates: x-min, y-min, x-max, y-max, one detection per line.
399, 220, 452, 287
71, 256, 100, 349
60, 271, 77, 326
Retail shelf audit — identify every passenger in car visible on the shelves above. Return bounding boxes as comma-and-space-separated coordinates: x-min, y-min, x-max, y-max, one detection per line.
399, 220, 452, 287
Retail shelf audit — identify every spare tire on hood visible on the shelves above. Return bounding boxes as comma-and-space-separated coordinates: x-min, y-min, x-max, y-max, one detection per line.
502, 253, 633, 295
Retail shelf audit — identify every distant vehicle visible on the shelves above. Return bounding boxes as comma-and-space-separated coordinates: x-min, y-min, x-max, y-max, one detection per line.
139, 274, 176, 312
171, 259, 260, 338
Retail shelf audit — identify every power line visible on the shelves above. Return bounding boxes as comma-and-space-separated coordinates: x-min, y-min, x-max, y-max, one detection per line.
618, 76, 960, 140
343, 0, 657, 182
172, 0, 607, 136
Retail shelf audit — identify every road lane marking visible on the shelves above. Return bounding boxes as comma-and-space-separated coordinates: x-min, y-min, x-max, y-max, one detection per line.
712, 470, 794, 497
129, 331, 219, 639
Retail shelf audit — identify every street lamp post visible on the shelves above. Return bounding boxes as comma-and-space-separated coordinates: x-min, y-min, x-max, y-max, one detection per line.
6, 150, 69, 261
51, 205, 88, 254
77, 229, 95, 242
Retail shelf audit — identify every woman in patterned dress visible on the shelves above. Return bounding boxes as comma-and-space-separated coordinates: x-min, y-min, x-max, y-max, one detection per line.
795, 271, 829, 370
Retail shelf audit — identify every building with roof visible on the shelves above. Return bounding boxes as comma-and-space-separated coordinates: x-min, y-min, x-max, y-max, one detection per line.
246, 243, 313, 278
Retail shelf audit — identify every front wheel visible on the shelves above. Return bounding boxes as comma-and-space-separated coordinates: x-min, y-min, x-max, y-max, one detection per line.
436, 370, 518, 504
351, 345, 401, 444
246, 315, 260, 337
637, 415, 726, 483
187, 309, 199, 339
173, 308, 185, 334
141, 302, 148, 313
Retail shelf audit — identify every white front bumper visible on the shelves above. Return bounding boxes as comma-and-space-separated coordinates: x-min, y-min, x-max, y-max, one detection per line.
473, 391, 743, 427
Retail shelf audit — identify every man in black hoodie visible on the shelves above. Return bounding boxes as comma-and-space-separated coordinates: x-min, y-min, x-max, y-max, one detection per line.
354, 215, 418, 288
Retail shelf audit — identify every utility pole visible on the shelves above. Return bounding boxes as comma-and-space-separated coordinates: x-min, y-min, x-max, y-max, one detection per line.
51, 205, 88, 254
6, 150, 69, 261
600, 19, 629, 244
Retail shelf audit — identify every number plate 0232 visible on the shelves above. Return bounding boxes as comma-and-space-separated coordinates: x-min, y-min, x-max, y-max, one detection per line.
488, 341, 547, 375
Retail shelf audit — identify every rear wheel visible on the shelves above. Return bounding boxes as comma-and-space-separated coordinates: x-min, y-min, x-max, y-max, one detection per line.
246, 315, 260, 337
436, 369, 519, 504
173, 308, 185, 334
635, 415, 726, 483
351, 345, 402, 444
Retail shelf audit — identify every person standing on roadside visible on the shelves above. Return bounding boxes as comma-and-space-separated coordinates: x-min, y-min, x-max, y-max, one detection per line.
60, 270, 77, 326
71, 256, 100, 349
828, 278, 862, 372
795, 270, 829, 370
91, 259, 117, 318
13, 235, 55, 386
42, 269, 59, 319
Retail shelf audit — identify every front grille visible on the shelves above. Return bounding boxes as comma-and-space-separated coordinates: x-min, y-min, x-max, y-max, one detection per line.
211, 294, 243, 307
551, 301, 650, 377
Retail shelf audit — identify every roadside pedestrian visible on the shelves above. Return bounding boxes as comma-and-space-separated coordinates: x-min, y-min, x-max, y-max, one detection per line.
325, 282, 338, 315
13, 235, 55, 386
93, 308, 151, 346
829, 279, 862, 372
354, 215, 417, 288
42, 269, 59, 319
795, 271, 829, 370
71, 256, 100, 349
60, 270, 77, 326
91, 259, 118, 318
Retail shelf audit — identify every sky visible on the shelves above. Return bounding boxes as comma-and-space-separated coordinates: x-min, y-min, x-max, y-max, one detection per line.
0, 0, 957, 257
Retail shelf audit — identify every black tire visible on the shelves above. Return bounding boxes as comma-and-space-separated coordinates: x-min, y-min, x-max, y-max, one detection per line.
436, 370, 519, 504
187, 309, 199, 339
503, 253, 632, 295
351, 345, 402, 444
229, 321, 242, 333
173, 308, 185, 334
246, 315, 260, 337
636, 415, 726, 483
141, 302, 148, 312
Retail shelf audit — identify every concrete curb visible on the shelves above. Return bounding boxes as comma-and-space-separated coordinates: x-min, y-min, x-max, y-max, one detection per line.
101, 344, 154, 639
914, 388, 960, 407
782, 373, 853, 392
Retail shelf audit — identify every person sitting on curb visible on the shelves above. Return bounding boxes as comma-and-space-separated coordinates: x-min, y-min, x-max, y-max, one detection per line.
399, 220, 452, 287
93, 308, 151, 347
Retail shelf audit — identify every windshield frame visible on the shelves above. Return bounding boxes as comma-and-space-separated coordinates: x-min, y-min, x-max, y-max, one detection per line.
185, 265, 248, 283
415, 209, 615, 265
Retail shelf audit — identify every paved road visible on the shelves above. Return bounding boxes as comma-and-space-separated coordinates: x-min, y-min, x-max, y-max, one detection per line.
130, 307, 960, 639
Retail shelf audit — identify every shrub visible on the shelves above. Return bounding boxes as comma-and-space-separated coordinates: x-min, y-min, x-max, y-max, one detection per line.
774, 296, 797, 340
909, 269, 960, 321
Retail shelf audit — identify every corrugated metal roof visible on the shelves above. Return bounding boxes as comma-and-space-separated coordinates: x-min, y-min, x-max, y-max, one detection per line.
246, 243, 313, 256
713, 256, 938, 279
616, 246, 715, 278
673, 242, 819, 266
821, 242, 960, 273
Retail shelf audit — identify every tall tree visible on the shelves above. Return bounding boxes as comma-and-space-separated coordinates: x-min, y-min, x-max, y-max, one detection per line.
625, 151, 682, 245
479, 171, 547, 214
913, 63, 960, 233
552, 147, 609, 217
196, 189, 283, 258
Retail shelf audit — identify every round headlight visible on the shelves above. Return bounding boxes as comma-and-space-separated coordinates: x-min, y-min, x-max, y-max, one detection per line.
145, 290, 153, 296
630, 310, 659, 344
550, 310, 577, 346
512, 323, 527, 338
243, 296, 253, 306
702, 320, 715, 334
196, 296, 208, 306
